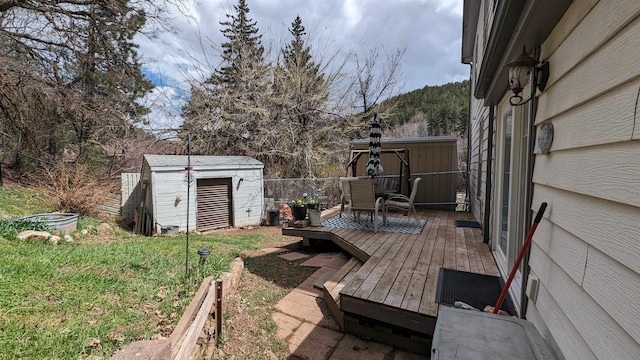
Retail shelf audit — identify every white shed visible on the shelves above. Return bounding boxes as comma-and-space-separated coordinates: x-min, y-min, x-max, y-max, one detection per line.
136, 155, 264, 234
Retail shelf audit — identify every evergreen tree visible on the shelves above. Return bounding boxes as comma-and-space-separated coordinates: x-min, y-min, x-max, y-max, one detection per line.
182, 0, 270, 157
215, 0, 265, 88
268, 15, 330, 177
276, 15, 327, 129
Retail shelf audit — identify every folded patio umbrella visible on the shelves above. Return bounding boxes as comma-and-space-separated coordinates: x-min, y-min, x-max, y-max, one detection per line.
366, 113, 384, 178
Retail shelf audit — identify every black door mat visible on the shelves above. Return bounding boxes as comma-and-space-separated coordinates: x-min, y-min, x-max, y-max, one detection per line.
435, 268, 516, 315
455, 220, 481, 228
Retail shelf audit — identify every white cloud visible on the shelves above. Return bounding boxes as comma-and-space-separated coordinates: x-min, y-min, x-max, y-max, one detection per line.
135, 0, 468, 128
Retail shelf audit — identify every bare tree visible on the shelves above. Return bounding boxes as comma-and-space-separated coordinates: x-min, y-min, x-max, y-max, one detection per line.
0, 0, 161, 175
352, 41, 407, 116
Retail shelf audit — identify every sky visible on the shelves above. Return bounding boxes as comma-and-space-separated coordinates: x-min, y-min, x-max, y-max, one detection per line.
135, 0, 469, 131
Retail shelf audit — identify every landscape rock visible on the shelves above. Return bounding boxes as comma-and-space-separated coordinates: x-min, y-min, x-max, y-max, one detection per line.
81, 229, 89, 235
49, 235, 61, 245
17, 230, 52, 241
110, 338, 171, 360
97, 223, 111, 234
64, 235, 73, 242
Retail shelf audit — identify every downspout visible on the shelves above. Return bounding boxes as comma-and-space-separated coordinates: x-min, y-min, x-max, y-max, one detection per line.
520, 48, 542, 318
466, 66, 472, 212
483, 106, 494, 244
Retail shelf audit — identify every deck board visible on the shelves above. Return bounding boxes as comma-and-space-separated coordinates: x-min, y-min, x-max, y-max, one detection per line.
400, 210, 439, 312
282, 209, 500, 338
369, 234, 419, 304
464, 227, 485, 274
360, 234, 414, 301
419, 210, 448, 316
340, 233, 402, 298
455, 214, 471, 272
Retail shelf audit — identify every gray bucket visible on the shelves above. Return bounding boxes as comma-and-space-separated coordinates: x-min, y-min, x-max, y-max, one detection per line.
268, 210, 279, 226
160, 225, 179, 235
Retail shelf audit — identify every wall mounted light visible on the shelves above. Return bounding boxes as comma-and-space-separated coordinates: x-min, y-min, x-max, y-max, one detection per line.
506, 47, 549, 106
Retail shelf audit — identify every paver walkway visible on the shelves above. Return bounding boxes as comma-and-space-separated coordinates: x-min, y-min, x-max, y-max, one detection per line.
272, 252, 428, 360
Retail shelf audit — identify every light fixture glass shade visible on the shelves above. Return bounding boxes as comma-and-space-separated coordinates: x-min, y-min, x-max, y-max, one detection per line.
508, 65, 532, 93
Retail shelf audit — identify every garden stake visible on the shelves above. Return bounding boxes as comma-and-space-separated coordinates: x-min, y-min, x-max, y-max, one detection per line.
493, 202, 547, 314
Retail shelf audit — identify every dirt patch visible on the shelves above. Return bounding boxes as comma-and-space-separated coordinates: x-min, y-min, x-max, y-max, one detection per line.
211, 227, 324, 359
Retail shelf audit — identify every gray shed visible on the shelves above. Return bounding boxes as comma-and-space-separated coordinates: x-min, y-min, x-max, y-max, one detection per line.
130, 155, 264, 234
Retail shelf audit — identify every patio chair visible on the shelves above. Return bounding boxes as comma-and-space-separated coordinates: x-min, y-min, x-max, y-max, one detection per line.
339, 176, 359, 218
384, 177, 422, 223
346, 179, 386, 232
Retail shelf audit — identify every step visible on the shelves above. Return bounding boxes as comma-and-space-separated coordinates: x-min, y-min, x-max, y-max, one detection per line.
322, 257, 363, 330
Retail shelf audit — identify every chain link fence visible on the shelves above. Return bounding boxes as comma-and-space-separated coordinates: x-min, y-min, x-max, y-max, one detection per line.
264, 177, 341, 209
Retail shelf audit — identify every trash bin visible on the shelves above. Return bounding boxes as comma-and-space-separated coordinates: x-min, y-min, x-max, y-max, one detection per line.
431, 308, 557, 359
268, 210, 279, 226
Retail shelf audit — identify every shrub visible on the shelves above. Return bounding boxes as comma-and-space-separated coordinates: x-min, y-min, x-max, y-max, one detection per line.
42, 162, 106, 216
0, 218, 51, 240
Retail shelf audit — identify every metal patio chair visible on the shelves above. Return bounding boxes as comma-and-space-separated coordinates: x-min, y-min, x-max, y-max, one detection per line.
346, 178, 386, 233
384, 177, 422, 224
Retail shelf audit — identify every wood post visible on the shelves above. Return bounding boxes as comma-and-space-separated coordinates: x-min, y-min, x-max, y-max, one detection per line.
215, 279, 223, 346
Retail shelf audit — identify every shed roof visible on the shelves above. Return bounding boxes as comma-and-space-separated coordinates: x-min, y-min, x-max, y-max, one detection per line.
143, 155, 263, 171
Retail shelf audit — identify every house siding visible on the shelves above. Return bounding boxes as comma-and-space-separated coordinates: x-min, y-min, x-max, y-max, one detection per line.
527, 0, 640, 358
467, 1, 493, 222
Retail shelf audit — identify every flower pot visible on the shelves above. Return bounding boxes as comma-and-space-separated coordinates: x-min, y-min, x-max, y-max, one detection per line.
308, 210, 321, 226
292, 205, 307, 220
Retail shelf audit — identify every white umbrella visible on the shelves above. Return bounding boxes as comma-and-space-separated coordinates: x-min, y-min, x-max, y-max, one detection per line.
366, 113, 383, 178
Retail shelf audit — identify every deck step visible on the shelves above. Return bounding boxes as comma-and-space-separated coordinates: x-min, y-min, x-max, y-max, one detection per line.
313, 269, 337, 290
323, 257, 363, 330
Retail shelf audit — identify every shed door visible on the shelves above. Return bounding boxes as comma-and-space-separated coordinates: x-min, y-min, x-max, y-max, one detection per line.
196, 178, 232, 231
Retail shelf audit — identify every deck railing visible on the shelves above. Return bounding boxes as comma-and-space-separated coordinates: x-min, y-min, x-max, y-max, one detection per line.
265, 170, 469, 210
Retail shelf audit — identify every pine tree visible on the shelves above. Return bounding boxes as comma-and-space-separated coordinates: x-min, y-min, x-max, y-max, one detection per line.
276, 15, 327, 129
268, 15, 330, 177
182, 0, 270, 157
215, 0, 265, 88
0, 0, 153, 172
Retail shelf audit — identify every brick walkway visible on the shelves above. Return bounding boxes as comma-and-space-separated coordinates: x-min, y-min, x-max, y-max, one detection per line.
272, 251, 428, 360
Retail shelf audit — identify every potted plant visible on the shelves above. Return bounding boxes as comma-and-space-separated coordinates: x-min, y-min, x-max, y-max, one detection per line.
291, 198, 307, 221
305, 199, 321, 226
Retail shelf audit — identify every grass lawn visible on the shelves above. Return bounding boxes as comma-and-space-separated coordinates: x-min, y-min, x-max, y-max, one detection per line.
0, 185, 288, 359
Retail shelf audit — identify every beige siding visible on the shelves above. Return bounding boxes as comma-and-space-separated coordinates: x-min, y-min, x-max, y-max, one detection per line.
529, 1, 640, 358
537, 4, 640, 122
529, 240, 639, 359
526, 284, 597, 360
469, 95, 489, 221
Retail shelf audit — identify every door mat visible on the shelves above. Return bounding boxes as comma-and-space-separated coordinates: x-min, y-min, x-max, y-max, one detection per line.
435, 268, 515, 315
455, 220, 481, 228
322, 215, 426, 234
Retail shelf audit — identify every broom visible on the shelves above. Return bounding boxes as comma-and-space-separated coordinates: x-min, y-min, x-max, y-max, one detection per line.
492, 202, 548, 314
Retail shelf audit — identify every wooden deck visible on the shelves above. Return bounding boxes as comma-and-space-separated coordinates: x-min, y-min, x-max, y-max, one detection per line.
282, 208, 499, 352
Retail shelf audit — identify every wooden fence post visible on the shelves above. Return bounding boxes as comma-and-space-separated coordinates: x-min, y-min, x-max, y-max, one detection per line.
215, 279, 223, 346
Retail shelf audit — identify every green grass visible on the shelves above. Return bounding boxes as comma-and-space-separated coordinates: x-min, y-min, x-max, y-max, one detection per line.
0, 232, 269, 359
0, 185, 292, 358
0, 186, 52, 217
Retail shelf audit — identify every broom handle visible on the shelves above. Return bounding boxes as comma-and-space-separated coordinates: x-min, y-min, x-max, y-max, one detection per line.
493, 202, 548, 314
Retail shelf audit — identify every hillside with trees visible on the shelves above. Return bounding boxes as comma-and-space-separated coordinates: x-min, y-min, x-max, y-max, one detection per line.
379, 80, 470, 138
